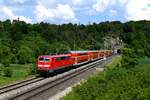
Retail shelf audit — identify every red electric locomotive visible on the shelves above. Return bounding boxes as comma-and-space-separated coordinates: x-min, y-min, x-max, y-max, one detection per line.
37, 54, 73, 74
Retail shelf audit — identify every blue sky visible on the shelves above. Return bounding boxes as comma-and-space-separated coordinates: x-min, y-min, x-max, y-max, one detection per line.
0, 0, 150, 24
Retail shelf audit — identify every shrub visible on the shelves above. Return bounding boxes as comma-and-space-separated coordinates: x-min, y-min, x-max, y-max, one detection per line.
0, 67, 3, 75
3, 68, 13, 77
28, 64, 37, 75
121, 48, 138, 68
2, 59, 10, 67
17, 45, 34, 64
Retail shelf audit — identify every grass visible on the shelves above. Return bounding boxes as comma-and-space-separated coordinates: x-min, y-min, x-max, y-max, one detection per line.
0, 64, 35, 86
138, 57, 150, 68
105, 55, 121, 68
62, 56, 150, 100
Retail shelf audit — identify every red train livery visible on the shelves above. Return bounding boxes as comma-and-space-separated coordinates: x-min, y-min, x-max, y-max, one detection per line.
37, 50, 113, 76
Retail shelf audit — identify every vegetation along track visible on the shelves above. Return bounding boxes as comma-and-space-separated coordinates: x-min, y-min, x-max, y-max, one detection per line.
0, 56, 113, 100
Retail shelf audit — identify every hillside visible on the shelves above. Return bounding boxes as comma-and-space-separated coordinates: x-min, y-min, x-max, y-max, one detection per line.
0, 20, 150, 64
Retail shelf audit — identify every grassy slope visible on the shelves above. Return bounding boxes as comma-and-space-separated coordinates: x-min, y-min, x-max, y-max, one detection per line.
62, 57, 150, 100
0, 64, 34, 86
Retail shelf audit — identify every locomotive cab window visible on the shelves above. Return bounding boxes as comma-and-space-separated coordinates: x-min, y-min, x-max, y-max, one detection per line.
39, 57, 50, 62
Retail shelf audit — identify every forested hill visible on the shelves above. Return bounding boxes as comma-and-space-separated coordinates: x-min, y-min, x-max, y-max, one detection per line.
0, 20, 150, 64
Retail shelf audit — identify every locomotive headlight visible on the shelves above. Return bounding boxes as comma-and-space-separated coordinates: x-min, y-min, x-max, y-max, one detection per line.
44, 65, 50, 67
38, 65, 42, 67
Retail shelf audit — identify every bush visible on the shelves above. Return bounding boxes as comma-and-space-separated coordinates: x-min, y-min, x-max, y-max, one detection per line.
3, 68, 13, 77
0, 67, 3, 75
28, 64, 37, 75
121, 48, 138, 68
2, 59, 10, 67
17, 45, 34, 64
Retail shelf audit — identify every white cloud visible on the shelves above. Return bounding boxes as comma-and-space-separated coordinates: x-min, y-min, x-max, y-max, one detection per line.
2, 6, 15, 18
15, 16, 32, 23
55, 4, 75, 20
13, 0, 25, 4
34, 4, 54, 22
34, 3, 77, 22
118, 0, 128, 5
126, 0, 150, 21
1, 0, 150, 24
92, 0, 110, 13
0, 6, 32, 23
91, 0, 129, 13
109, 9, 117, 21
110, 9, 117, 16
72, 0, 82, 6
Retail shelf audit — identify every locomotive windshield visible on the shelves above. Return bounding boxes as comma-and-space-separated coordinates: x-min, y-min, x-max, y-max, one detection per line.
56, 56, 70, 61
39, 57, 50, 62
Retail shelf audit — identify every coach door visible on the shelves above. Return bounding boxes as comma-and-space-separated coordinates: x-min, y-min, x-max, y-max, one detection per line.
61, 56, 71, 67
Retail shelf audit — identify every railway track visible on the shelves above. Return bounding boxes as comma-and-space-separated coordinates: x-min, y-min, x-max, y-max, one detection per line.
0, 77, 44, 95
0, 56, 113, 100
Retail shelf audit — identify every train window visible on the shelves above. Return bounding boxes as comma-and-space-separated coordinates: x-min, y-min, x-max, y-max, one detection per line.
39, 57, 44, 61
44, 58, 50, 62
56, 57, 61, 61
78, 53, 87, 56
62, 56, 70, 60
39, 57, 50, 62
56, 56, 70, 61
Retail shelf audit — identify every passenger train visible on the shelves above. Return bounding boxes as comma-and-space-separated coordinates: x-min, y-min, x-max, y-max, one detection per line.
37, 50, 113, 76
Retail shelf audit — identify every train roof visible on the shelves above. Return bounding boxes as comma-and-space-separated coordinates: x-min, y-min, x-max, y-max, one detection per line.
39, 54, 71, 58
67, 50, 100, 54
38, 50, 112, 58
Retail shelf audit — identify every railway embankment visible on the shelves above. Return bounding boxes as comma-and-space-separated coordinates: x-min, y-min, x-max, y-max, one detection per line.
62, 56, 150, 100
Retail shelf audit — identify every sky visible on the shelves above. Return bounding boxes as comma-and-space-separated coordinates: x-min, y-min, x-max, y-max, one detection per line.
0, 0, 150, 24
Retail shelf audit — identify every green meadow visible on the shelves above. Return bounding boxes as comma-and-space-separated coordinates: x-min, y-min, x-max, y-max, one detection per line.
0, 64, 35, 86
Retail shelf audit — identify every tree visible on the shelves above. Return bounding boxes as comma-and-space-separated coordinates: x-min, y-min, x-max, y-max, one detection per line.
1, 19, 150, 64
17, 45, 34, 64
121, 48, 138, 68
